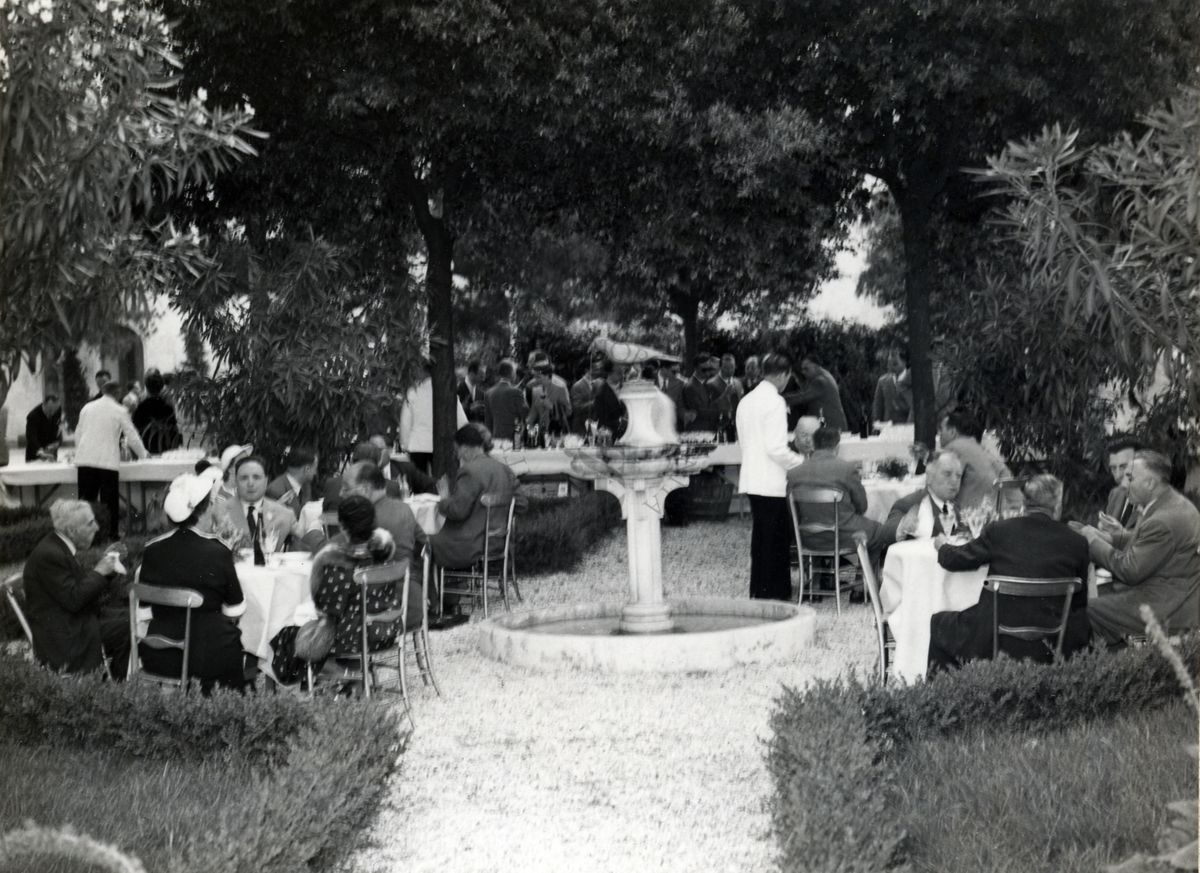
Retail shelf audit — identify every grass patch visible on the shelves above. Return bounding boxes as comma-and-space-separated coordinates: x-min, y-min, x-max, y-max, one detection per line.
897, 700, 1197, 873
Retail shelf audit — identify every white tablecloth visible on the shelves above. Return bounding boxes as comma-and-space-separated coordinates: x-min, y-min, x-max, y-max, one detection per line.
0, 457, 199, 486
863, 476, 922, 523
880, 539, 987, 683
405, 495, 444, 536
237, 558, 314, 670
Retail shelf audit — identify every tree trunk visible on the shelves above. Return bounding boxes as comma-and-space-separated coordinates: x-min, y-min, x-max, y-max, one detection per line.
677, 291, 699, 371
425, 220, 458, 479
894, 183, 938, 449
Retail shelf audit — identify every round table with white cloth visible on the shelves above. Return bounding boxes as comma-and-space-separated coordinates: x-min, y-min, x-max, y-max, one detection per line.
405, 494, 445, 536
863, 475, 923, 524
236, 554, 314, 678
879, 538, 988, 683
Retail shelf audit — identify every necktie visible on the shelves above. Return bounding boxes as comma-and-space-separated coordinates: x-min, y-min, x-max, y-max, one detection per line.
938, 501, 952, 534
1118, 497, 1133, 527
247, 506, 265, 566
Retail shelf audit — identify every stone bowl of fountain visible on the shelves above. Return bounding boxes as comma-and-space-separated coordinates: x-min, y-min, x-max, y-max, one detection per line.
477, 365, 816, 673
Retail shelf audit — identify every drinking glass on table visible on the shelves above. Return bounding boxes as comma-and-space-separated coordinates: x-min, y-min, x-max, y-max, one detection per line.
962, 503, 992, 540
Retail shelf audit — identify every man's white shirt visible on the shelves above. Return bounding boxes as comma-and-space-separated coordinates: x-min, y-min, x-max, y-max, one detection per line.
735, 380, 804, 497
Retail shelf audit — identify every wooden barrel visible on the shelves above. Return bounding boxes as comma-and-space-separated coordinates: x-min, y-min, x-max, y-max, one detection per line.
683, 470, 734, 519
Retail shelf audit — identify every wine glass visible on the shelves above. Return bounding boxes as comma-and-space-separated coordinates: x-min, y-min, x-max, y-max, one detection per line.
964, 504, 991, 540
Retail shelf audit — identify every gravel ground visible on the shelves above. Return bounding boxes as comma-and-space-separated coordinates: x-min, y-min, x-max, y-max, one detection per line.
350, 517, 875, 873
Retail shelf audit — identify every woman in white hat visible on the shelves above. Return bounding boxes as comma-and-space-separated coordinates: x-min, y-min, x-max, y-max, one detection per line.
137, 472, 248, 693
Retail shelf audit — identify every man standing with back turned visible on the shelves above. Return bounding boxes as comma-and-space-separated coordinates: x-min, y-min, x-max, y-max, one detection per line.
737, 351, 806, 601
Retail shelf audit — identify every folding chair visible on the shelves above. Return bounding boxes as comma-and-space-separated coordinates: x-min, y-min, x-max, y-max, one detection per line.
438, 494, 516, 619
856, 543, 895, 686
5, 572, 114, 679
992, 477, 1029, 518
982, 575, 1082, 660
128, 582, 204, 691
787, 485, 859, 616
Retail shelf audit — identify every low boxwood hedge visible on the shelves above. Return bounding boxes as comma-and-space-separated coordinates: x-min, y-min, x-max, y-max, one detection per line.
0, 652, 405, 872
514, 491, 621, 575
766, 638, 1200, 873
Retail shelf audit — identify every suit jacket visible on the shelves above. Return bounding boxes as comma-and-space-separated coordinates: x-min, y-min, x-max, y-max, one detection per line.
660, 375, 687, 431
431, 455, 517, 569
131, 395, 182, 455
266, 474, 312, 518
73, 396, 148, 470
881, 488, 956, 544
592, 381, 626, 437
934, 512, 1092, 661
216, 496, 297, 552
484, 381, 529, 441
22, 532, 114, 673
1089, 488, 1200, 633
457, 379, 487, 423
786, 449, 876, 548
783, 368, 847, 432
942, 435, 1010, 512
1104, 485, 1138, 529
682, 376, 720, 431
372, 493, 426, 568
526, 378, 572, 432
569, 376, 596, 433
872, 373, 908, 424
735, 380, 804, 498
25, 405, 62, 461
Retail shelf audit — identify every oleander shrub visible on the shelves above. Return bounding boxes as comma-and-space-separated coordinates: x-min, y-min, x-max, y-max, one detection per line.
514, 491, 620, 574
767, 639, 1200, 873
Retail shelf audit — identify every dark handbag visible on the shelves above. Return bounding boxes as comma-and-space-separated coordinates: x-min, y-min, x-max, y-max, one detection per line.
293, 615, 336, 662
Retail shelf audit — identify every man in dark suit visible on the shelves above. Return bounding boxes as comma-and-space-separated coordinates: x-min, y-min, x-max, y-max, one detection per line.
89, 369, 111, 403
784, 355, 848, 432
682, 354, 721, 431
591, 359, 626, 439
484, 359, 529, 442
25, 395, 63, 461
1078, 450, 1200, 642
881, 449, 965, 543
457, 359, 488, 424
787, 426, 886, 559
1095, 435, 1141, 535
657, 359, 687, 432
131, 371, 182, 454
22, 499, 129, 677
431, 425, 518, 570
929, 474, 1091, 673
266, 445, 318, 517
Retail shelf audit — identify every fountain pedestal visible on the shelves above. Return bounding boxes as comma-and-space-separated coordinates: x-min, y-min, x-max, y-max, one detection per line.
593, 473, 689, 634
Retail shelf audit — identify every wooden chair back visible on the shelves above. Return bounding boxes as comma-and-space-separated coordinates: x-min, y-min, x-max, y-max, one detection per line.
128, 582, 204, 690
2, 573, 34, 648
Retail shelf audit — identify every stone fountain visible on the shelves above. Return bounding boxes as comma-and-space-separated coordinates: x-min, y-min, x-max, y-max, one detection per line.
477, 362, 816, 673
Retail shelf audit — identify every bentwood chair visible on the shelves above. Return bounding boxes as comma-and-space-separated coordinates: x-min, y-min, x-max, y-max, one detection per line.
438, 494, 517, 619
856, 543, 895, 686
787, 485, 859, 616
128, 582, 205, 692
991, 477, 1029, 518
981, 575, 1082, 660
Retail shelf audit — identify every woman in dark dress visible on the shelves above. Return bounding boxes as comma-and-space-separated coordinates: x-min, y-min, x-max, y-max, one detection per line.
271, 495, 402, 685
139, 472, 247, 693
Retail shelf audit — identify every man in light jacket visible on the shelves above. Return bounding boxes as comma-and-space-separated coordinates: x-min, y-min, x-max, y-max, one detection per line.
74, 381, 148, 540
736, 351, 806, 601
399, 361, 468, 473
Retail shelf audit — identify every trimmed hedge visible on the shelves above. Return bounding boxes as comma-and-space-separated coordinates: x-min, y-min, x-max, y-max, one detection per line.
515, 491, 621, 574
0, 505, 49, 527
0, 652, 405, 872
0, 515, 53, 565
767, 638, 1200, 873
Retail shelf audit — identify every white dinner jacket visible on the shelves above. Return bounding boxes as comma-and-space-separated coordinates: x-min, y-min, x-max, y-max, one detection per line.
735, 380, 805, 497
73, 396, 148, 471
399, 377, 469, 454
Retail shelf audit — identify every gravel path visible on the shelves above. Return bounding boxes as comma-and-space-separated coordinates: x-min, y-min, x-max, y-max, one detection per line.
350, 518, 875, 873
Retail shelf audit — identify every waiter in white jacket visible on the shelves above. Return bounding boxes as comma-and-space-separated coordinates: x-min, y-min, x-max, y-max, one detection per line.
736, 351, 806, 600
74, 381, 149, 539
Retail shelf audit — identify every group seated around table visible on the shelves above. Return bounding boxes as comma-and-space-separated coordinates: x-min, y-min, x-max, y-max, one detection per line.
22, 499, 129, 679
138, 471, 248, 693
270, 495, 422, 687
927, 474, 1091, 674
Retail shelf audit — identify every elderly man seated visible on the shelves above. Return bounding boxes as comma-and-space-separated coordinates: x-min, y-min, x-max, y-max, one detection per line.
22, 499, 129, 678
882, 449, 965, 543
430, 425, 518, 574
1076, 450, 1200, 643
928, 474, 1091, 673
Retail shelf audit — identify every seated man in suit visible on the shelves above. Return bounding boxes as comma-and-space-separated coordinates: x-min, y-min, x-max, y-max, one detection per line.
1093, 434, 1141, 541
22, 499, 129, 678
216, 454, 296, 563
430, 425, 517, 572
1077, 450, 1200, 643
786, 426, 886, 561
928, 474, 1091, 673
266, 445, 318, 517
882, 449, 965, 543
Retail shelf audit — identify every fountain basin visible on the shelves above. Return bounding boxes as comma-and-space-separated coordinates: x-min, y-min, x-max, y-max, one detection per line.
477, 597, 816, 673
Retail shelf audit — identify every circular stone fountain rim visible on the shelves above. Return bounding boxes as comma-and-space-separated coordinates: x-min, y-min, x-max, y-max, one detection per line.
477, 597, 817, 673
